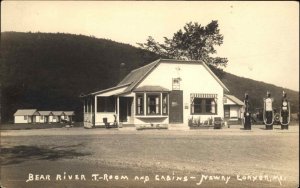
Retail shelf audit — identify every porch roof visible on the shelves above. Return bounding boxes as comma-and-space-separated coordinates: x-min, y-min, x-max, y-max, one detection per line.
133, 85, 170, 92
14, 109, 37, 116
81, 83, 131, 97
224, 94, 244, 106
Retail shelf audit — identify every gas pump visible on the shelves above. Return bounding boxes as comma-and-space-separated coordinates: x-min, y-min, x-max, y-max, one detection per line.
263, 91, 274, 129
280, 91, 290, 129
243, 93, 251, 130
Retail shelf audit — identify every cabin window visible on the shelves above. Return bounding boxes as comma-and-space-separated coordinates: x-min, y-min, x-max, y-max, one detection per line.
147, 94, 160, 115
191, 98, 217, 114
136, 94, 144, 115
97, 96, 115, 112
24, 116, 27, 120
162, 93, 168, 115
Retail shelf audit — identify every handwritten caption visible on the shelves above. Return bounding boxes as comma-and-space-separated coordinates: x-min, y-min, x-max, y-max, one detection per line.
26, 172, 287, 186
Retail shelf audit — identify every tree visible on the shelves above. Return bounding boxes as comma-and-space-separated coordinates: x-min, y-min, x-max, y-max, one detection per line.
137, 20, 228, 70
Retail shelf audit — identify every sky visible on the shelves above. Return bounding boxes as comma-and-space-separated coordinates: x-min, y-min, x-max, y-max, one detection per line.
1, 1, 299, 91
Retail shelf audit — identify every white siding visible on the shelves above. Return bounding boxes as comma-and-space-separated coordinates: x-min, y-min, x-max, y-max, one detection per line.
138, 62, 224, 125
14, 116, 28, 123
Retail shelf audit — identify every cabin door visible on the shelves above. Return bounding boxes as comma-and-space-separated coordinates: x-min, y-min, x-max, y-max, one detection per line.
169, 90, 183, 123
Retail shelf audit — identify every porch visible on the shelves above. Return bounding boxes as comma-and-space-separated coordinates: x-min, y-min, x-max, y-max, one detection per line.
82, 85, 171, 128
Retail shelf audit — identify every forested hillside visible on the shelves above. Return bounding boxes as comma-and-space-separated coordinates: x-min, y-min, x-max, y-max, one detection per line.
0, 32, 298, 122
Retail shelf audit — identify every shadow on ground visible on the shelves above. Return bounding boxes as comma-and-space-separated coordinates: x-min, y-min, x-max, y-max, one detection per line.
0, 144, 91, 165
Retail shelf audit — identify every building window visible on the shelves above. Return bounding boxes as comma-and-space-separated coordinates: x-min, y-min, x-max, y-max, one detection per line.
172, 78, 180, 90
136, 94, 144, 115
147, 94, 160, 115
24, 116, 27, 120
53, 116, 57, 120
97, 96, 115, 112
191, 98, 217, 114
162, 93, 168, 115
41, 116, 44, 120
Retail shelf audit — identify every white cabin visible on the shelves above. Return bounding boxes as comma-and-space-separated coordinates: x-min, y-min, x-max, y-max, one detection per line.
14, 109, 38, 123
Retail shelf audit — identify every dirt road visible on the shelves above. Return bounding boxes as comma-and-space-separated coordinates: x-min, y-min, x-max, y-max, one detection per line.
1, 125, 299, 188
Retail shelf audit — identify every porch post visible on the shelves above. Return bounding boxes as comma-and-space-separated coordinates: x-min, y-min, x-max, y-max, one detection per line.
160, 93, 163, 115
144, 93, 146, 115
117, 96, 120, 122
83, 98, 85, 116
94, 95, 97, 126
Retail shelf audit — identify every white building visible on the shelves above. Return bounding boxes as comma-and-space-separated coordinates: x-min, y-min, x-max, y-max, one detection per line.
223, 94, 244, 121
50, 111, 64, 123
82, 59, 244, 129
14, 110, 75, 124
62, 111, 75, 122
35, 111, 53, 123
14, 109, 39, 123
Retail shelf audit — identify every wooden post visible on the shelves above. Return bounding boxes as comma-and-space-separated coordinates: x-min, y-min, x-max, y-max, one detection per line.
160, 93, 163, 115
94, 95, 97, 126
117, 97, 120, 123
144, 93, 146, 115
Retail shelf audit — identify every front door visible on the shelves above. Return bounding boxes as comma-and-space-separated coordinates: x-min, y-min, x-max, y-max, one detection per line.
119, 97, 132, 122
169, 90, 183, 123
224, 105, 230, 119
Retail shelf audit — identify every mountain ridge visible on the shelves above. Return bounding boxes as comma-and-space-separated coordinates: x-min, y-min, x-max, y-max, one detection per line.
0, 32, 298, 122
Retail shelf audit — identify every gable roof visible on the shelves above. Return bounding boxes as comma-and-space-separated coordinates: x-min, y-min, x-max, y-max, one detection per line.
117, 59, 160, 93
84, 58, 229, 96
224, 94, 244, 106
118, 59, 229, 93
14, 109, 37, 116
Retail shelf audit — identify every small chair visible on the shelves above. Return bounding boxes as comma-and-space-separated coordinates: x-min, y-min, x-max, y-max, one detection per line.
103, 118, 110, 128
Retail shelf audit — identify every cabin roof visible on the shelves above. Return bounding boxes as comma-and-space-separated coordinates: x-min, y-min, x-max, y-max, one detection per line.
52, 111, 64, 116
38, 111, 52, 115
14, 109, 37, 116
64, 111, 75, 116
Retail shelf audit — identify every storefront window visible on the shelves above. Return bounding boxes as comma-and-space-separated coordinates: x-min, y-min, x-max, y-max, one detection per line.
136, 94, 144, 115
191, 98, 217, 114
147, 94, 160, 115
162, 93, 168, 115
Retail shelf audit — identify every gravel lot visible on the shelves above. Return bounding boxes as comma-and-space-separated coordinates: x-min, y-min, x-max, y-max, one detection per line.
1, 124, 299, 188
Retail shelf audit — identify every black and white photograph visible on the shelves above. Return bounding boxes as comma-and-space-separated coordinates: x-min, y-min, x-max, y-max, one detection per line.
0, 1, 299, 188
